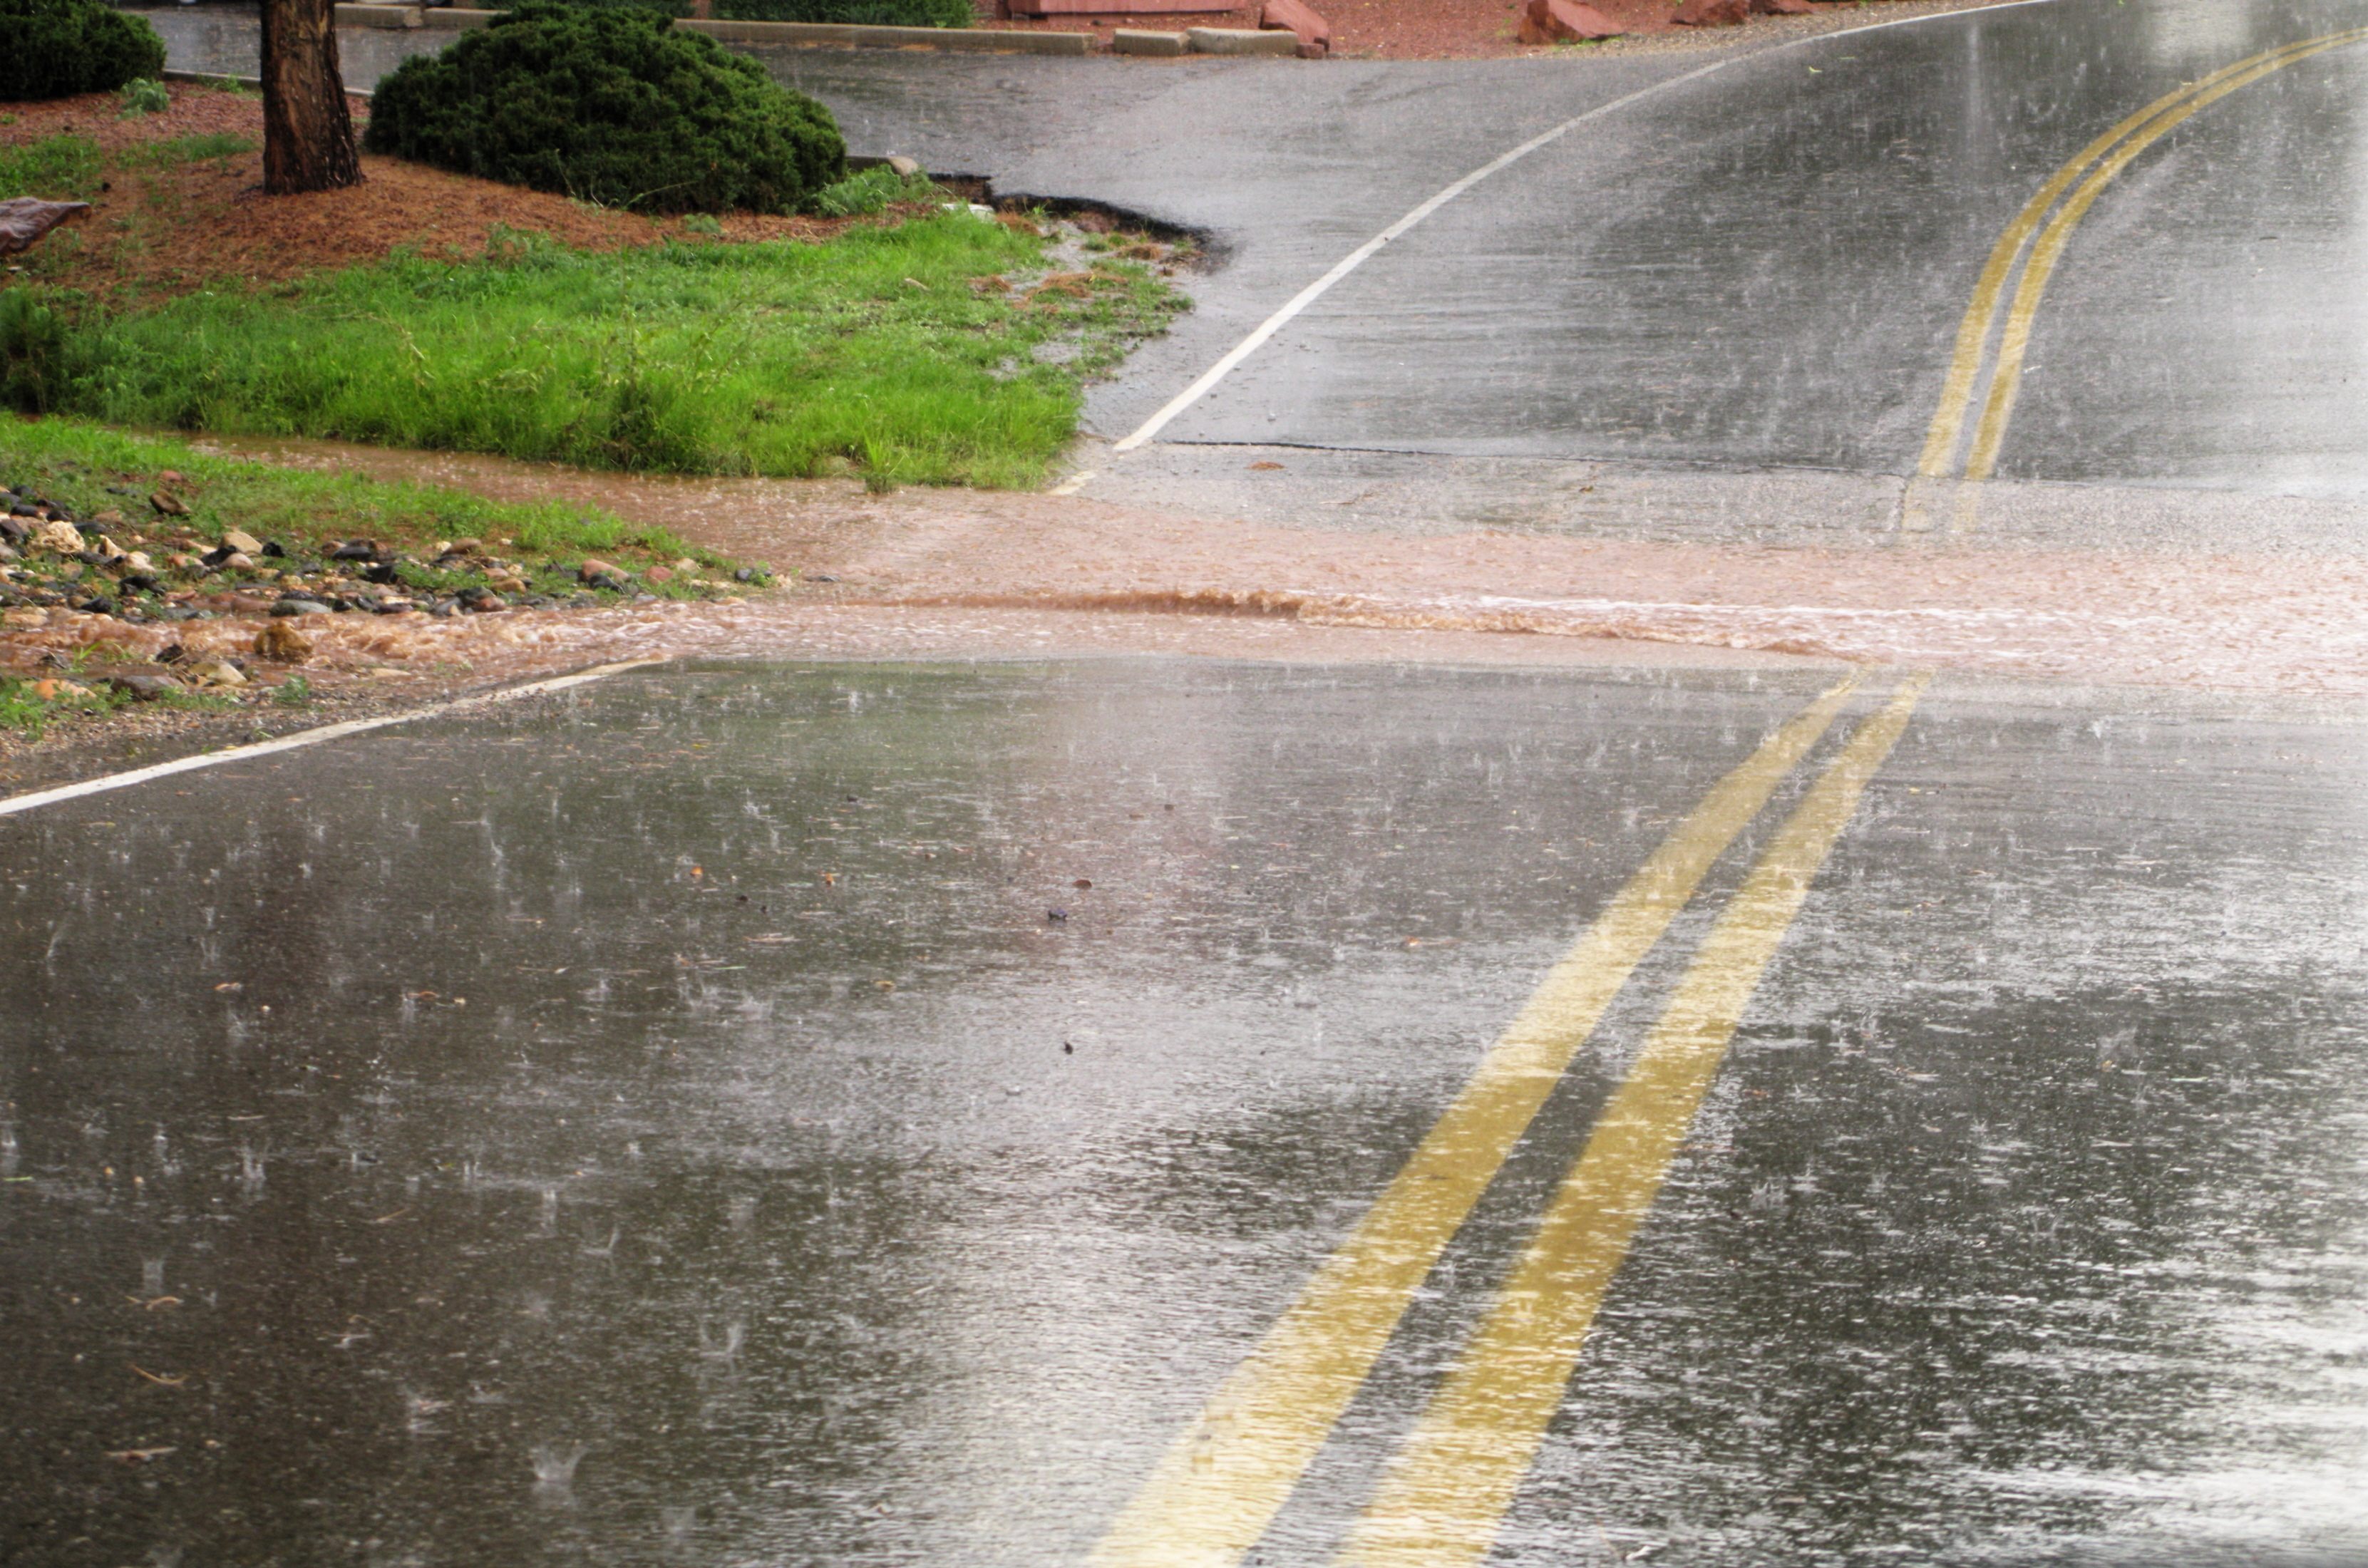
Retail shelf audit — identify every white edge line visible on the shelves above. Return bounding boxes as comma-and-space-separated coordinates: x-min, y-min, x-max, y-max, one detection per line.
1106, 0, 2064, 457
0, 659, 662, 820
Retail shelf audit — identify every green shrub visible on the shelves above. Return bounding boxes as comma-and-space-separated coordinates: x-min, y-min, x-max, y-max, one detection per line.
361, 2, 845, 215
0, 0, 168, 103
714, 0, 974, 25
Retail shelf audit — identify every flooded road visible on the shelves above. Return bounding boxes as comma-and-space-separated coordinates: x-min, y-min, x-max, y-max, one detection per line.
7, 661, 2368, 1565
37, 4, 2368, 1558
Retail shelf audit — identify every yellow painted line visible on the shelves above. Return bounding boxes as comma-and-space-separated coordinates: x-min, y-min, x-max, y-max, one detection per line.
1088, 673, 1864, 1568
1338, 674, 1930, 1568
1962, 26, 2368, 480
1917, 29, 2368, 482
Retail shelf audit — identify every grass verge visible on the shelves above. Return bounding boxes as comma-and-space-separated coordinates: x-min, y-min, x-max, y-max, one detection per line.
4, 132, 1190, 488
1, 414, 756, 641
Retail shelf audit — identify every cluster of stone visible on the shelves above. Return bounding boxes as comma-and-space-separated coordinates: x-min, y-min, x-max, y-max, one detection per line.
0, 479, 751, 629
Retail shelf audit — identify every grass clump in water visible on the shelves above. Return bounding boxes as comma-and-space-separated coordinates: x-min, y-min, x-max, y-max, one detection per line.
26, 214, 1188, 488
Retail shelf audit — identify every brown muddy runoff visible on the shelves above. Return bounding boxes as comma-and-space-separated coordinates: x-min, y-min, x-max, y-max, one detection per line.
176, 433, 2368, 698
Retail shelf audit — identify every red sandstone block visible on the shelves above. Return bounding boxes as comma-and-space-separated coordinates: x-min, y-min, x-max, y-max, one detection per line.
1260, 0, 1329, 56
1517, 0, 1622, 43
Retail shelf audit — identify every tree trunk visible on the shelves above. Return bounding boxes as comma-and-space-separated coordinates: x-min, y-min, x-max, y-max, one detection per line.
260, 0, 362, 196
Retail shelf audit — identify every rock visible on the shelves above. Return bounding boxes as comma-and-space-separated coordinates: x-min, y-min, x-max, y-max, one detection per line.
122, 551, 154, 572
30, 519, 82, 555
149, 490, 190, 517
578, 557, 617, 582
1672, 0, 1749, 23
672, 557, 701, 573
1518, 0, 1623, 40
487, 573, 528, 594
1260, 0, 1329, 56
1185, 25, 1299, 54
220, 530, 263, 555
108, 674, 182, 701
118, 573, 160, 595
2, 607, 46, 629
372, 597, 415, 614
92, 535, 128, 561
885, 154, 922, 177
0, 197, 91, 257
448, 537, 483, 554
1751, 0, 1815, 11
644, 565, 674, 584
90, 509, 124, 527
0, 517, 26, 542
254, 621, 314, 662
1113, 27, 1188, 54
271, 598, 333, 617
222, 552, 255, 572
28, 679, 93, 701
168, 552, 200, 570
329, 540, 381, 561
458, 587, 508, 612
184, 659, 247, 688
361, 562, 403, 585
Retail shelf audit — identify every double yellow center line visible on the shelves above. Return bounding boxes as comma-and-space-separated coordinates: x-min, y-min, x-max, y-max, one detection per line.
1919, 26, 2368, 486
1093, 672, 1927, 1567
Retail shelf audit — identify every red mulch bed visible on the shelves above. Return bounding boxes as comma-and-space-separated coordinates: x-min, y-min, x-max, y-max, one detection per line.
2, 83, 877, 302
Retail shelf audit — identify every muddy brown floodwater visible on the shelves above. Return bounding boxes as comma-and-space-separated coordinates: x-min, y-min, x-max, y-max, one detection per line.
170, 433, 2368, 700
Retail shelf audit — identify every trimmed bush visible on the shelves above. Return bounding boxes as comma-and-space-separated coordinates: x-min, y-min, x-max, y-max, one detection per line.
362, 2, 845, 215
0, 0, 168, 103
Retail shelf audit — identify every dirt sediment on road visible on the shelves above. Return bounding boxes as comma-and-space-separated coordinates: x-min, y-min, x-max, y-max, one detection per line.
152, 435, 2368, 699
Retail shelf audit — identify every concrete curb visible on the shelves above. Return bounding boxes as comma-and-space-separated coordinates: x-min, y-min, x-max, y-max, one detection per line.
330, 5, 1093, 51
163, 66, 376, 98
327, 4, 1327, 56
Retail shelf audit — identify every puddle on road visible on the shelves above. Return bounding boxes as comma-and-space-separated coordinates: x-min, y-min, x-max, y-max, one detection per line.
7, 663, 2368, 1563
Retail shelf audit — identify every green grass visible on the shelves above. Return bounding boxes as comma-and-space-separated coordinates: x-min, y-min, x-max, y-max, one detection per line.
117, 131, 257, 168
11, 212, 1185, 488
0, 415, 727, 573
0, 133, 103, 200
0, 672, 235, 738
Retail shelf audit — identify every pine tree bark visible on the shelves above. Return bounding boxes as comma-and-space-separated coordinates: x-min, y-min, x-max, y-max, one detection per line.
259, 0, 363, 195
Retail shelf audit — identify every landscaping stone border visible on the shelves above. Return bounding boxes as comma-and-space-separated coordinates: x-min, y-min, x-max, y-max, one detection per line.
326, 4, 1329, 56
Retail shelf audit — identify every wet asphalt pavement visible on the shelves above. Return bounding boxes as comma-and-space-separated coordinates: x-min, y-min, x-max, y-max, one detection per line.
149, 0, 2368, 507
7, 662, 2368, 1566
46, 3, 2368, 1563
